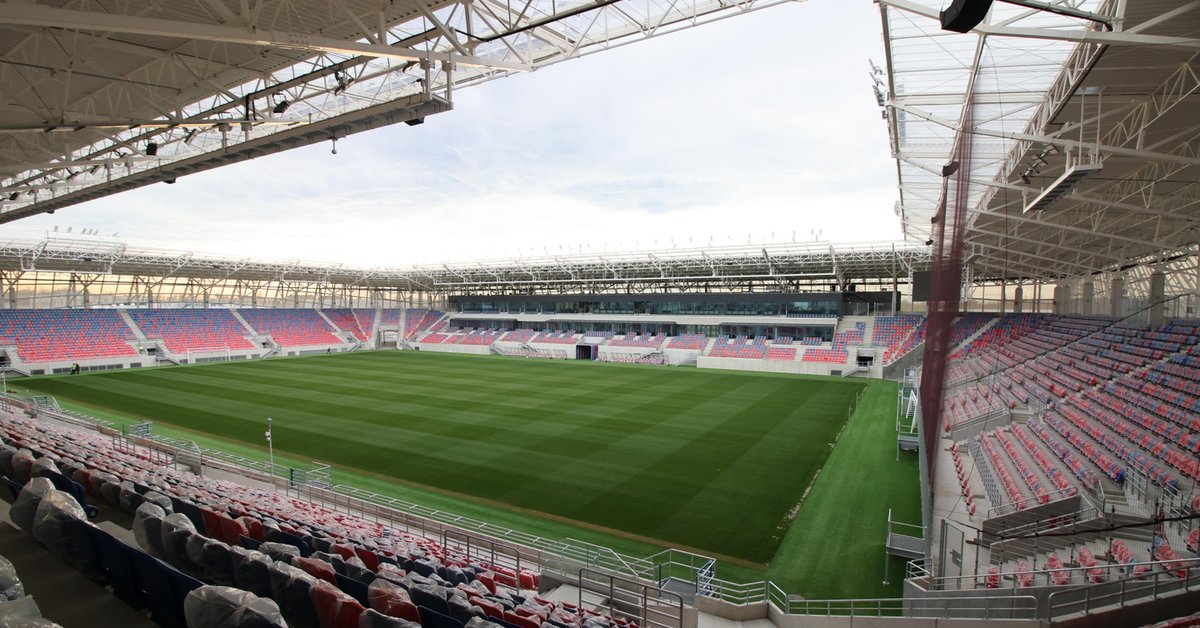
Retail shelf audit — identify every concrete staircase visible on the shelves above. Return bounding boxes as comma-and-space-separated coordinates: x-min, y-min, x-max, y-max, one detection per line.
118, 310, 147, 341
229, 309, 257, 335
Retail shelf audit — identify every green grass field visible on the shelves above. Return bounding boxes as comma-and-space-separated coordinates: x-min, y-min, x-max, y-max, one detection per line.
18, 351, 921, 597
20, 351, 867, 565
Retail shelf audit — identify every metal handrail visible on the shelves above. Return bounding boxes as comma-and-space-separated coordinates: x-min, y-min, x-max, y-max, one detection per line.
918, 557, 1200, 592
1047, 562, 1200, 618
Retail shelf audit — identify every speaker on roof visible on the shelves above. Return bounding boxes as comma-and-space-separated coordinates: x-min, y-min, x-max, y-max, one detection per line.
940, 0, 994, 33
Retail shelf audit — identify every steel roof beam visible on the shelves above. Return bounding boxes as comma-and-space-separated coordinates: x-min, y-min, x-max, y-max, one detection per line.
0, 4, 531, 72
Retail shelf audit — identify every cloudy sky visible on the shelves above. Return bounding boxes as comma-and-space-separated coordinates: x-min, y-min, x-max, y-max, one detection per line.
4, 0, 902, 267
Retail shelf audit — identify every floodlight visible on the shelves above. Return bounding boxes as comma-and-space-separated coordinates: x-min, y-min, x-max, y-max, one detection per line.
1023, 163, 1103, 214
145, 142, 158, 156
273, 99, 291, 114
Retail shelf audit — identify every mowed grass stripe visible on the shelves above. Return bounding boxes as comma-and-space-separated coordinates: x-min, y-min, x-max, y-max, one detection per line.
22, 351, 865, 563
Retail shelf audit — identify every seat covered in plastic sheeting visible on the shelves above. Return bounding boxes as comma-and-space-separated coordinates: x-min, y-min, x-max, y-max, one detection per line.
464, 618, 506, 628
9, 477, 53, 535
295, 556, 339, 584
35, 468, 98, 519
184, 585, 288, 628
269, 560, 321, 628
160, 512, 198, 568
142, 489, 174, 513
239, 515, 266, 542
312, 579, 366, 628
0, 595, 54, 626
361, 608, 422, 628
0, 445, 18, 480
10, 449, 34, 484
342, 556, 376, 584
32, 489, 100, 578
29, 456, 59, 481
0, 555, 25, 601
118, 481, 145, 513
267, 528, 313, 557
369, 578, 421, 623
232, 548, 275, 599
260, 541, 302, 563
447, 593, 484, 625
133, 502, 168, 558
410, 584, 449, 615
172, 497, 207, 530
97, 475, 123, 507
186, 533, 236, 586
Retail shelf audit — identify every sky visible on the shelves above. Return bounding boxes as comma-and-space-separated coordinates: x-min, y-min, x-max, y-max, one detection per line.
3, 0, 903, 268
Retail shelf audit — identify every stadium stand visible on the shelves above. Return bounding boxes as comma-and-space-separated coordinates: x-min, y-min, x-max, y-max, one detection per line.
127, 309, 256, 353
666, 334, 708, 351
238, 309, 343, 347
500, 329, 537, 343
608, 334, 666, 348
0, 412, 578, 628
323, 308, 373, 342
872, 314, 925, 364
532, 331, 577, 344
379, 308, 402, 328
402, 309, 445, 339
0, 309, 138, 363
765, 347, 797, 361
802, 322, 865, 363
706, 335, 767, 359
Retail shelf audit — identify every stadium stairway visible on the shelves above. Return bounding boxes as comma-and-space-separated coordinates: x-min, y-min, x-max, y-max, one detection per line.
118, 310, 148, 342
0, 485, 158, 627
315, 309, 341, 338
229, 309, 259, 336
951, 317, 1000, 358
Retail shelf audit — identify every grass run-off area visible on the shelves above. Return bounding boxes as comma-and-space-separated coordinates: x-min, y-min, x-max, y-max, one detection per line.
18, 351, 919, 597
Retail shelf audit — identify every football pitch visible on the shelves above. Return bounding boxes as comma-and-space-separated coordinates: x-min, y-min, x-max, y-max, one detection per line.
22, 351, 868, 565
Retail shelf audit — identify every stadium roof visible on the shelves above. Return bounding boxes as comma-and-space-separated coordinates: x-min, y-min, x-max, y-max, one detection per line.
0, 0, 795, 222
881, 0, 1200, 282
0, 235, 929, 294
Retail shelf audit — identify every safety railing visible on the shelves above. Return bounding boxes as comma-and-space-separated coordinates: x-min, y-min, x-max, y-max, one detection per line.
768, 591, 1039, 619
915, 557, 1200, 593
1048, 562, 1200, 618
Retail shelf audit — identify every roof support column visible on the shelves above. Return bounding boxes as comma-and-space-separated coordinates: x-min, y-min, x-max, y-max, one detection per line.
1149, 271, 1166, 327
1110, 275, 1124, 317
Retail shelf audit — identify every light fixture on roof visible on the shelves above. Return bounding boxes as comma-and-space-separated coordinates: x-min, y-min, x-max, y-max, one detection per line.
941, 161, 960, 177
6, 192, 17, 201
145, 142, 158, 156
183, 129, 197, 145
1024, 162, 1103, 214
272, 98, 290, 114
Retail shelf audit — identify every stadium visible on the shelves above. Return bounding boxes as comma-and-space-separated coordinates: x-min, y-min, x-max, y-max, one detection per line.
0, 0, 1197, 627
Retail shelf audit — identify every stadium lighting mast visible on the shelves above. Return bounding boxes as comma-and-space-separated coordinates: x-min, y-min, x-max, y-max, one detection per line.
266, 417, 276, 490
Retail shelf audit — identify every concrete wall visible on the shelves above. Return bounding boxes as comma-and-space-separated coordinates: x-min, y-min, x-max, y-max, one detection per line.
696, 355, 831, 375
414, 343, 493, 356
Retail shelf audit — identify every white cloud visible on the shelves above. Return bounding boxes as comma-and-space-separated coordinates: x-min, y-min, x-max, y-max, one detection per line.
5, 0, 902, 267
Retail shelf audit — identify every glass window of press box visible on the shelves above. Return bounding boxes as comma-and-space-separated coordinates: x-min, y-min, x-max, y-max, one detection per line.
453, 298, 839, 317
